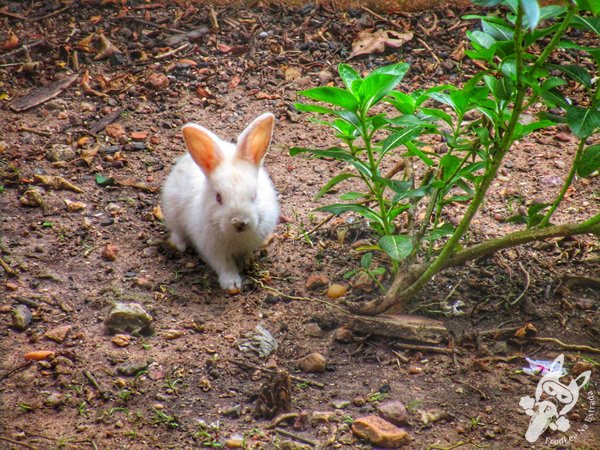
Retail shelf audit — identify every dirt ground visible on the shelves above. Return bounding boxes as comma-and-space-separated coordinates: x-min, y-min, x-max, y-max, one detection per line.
0, 1, 598, 449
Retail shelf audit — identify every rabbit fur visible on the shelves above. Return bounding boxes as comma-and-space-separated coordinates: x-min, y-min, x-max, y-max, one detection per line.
162, 113, 279, 293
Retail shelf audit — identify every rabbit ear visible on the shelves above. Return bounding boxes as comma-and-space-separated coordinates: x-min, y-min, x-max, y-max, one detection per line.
182, 123, 224, 174
236, 113, 274, 166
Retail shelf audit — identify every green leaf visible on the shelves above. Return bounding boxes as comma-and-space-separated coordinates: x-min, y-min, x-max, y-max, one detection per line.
513, 119, 555, 140
378, 235, 413, 262
317, 203, 383, 225
294, 102, 334, 115
381, 126, 423, 154
339, 192, 366, 201
571, 15, 600, 35
371, 62, 411, 77
359, 72, 408, 112
423, 223, 455, 241
540, 88, 569, 109
289, 147, 372, 177
95, 173, 115, 186
471, 0, 503, 6
550, 64, 593, 89
420, 107, 453, 126
521, 0, 541, 30
575, 0, 600, 15
386, 91, 416, 114
338, 64, 362, 93
482, 19, 514, 40
315, 173, 356, 200
440, 154, 461, 182
361, 252, 373, 269
467, 30, 497, 49
558, 40, 600, 64
299, 86, 359, 111
566, 106, 600, 139
577, 144, 600, 177
405, 142, 434, 166
538, 5, 566, 21
541, 77, 567, 92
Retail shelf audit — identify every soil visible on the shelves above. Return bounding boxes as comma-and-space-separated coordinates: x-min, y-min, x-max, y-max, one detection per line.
0, 1, 598, 449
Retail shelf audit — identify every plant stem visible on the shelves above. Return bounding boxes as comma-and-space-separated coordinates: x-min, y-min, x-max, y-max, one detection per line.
538, 138, 586, 227
385, 4, 528, 304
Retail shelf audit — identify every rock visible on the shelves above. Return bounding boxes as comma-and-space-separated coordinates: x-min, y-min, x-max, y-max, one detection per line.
317, 70, 333, 84
105, 123, 126, 139
333, 326, 353, 343
484, 429, 496, 439
352, 416, 409, 448
111, 334, 131, 347
419, 409, 448, 425
45, 392, 64, 408
572, 361, 594, 376
332, 400, 350, 409
351, 272, 376, 293
147, 362, 166, 381
326, 284, 347, 299
102, 243, 119, 261
12, 305, 32, 331
162, 329, 183, 340
305, 273, 329, 291
284, 67, 302, 81
225, 437, 244, 448
309, 410, 341, 426
130, 131, 148, 141
378, 400, 409, 426
45, 325, 72, 343
222, 404, 242, 418
105, 302, 153, 335
296, 352, 326, 373
408, 366, 423, 375
147, 72, 169, 90
116, 361, 149, 376
353, 396, 366, 407
19, 189, 45, 208
46, 144, 76, 162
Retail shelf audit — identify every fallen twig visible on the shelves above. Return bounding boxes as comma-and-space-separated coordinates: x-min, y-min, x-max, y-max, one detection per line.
533, 337, 600, 354
27, 5, 71, 21
393, 342, 454, 355
274, 428, 317, 447
0, 256, 16, 276
228, 359, 325, 389
0, 362, 32, 382
83, 370, 109, 400
0, 38, 45, 61
248, 277, 350, 315
429, 441, 470, 450
155, 42, 190, 60
360, 5, 404, 32
18, 126, 52, 137
509, 261, 530, 306
112, 16, 185, 34
0, 436, 37, 449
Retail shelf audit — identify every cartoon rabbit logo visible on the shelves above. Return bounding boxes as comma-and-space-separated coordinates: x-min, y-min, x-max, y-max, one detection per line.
519, 354, 591, 443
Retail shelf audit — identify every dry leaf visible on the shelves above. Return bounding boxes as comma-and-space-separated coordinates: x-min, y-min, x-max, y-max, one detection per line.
81, 146, 99, 165
2, 31, 19, 50
350, 29, 413, 59
228, 75, 241, 89
24, 350, 55, 361
76, 34, 95, 53
514, 323, 537, 339
95, 33, 121, 60
33, 174, 84, 193
64, 198, 87, 212
195, 86, 214, 99
81, 70, 108, 98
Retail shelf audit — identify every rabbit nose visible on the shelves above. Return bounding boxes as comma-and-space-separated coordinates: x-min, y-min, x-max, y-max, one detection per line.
231, 216, 249, 232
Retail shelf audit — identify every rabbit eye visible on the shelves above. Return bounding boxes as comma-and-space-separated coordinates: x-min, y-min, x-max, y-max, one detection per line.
216, 193, 222, 204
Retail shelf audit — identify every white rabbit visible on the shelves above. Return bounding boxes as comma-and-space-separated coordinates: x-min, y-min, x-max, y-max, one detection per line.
162, 113, 279, 294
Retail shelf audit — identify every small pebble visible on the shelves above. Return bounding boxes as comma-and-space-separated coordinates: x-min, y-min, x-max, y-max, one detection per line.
297, 352, 327, 373
12, 304, 32, 331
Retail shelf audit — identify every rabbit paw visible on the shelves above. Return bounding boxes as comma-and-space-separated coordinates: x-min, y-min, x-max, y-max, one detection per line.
167, 232, 187, 252
219, 272, 242, 294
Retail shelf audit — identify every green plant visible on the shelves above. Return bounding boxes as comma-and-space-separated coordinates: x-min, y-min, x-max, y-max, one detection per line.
193, 420, 223, 447
118, 389, 134, 402
343, 252, 386, 291
405, 399, 423, 412
151, 407, 180, 429
17, 403, 33, 413
291, 0, 600, 314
